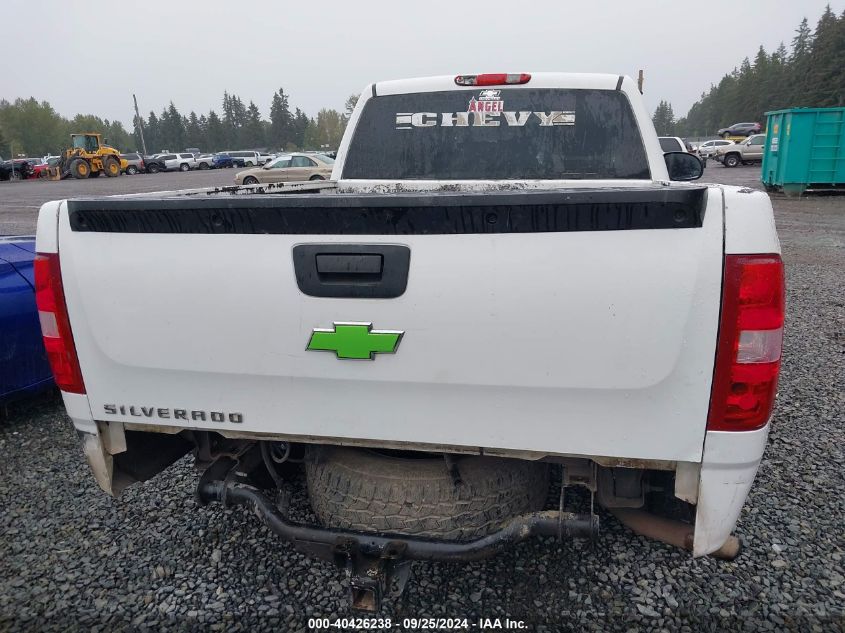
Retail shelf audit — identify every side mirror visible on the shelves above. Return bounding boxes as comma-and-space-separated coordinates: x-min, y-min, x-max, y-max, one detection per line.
103, 138, 109, 145
664, 151, 703, 181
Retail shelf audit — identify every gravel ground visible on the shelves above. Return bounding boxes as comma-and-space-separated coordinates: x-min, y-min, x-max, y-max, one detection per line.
1, 166, 843, 631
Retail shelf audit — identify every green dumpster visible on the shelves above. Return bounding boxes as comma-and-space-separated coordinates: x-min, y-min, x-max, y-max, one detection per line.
762, 107, 845, 196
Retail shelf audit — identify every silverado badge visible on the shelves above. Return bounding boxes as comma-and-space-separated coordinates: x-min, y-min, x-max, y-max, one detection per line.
306, 322, 403, 360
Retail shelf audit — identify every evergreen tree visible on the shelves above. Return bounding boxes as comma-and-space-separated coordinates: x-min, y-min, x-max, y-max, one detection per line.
146, 111, 162, 153
159, 102, 186, 151
789, 16, 815, 100
791, 17, 813, 59
243, 101, 265, 148
291, 108, 310, 150
205, 110, 226, 151
185, 111, 204, 150
652, 100, 675, 135
269, 88, 293, 149
806, 5, 844, 105
673, 9, 845, 136
221, 92, 235, 147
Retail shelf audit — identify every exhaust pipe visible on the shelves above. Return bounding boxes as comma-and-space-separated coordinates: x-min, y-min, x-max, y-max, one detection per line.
608, 507, 741, 561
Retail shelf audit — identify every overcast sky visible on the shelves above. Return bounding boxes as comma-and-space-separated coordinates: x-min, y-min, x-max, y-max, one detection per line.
4, 0, 841, 127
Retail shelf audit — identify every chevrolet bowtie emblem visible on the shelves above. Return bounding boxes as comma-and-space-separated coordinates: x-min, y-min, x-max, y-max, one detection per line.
306, 322, 403, 360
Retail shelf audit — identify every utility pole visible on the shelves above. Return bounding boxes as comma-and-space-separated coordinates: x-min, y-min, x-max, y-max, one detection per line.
133, 94, 148, 157
637, 70, 644, 94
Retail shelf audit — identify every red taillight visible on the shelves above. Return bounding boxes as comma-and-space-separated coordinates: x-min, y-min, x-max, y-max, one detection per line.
454, 73, 531, 86
34, 253, 85, 394
708, 254, 784, 431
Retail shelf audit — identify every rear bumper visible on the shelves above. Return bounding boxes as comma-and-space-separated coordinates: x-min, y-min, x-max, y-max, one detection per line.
72, 407, 770, 558
693, 422, 770, 556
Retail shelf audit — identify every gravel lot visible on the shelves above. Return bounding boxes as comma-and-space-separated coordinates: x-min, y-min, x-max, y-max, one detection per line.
0, 169, 236, 236
1, 166, 843, 631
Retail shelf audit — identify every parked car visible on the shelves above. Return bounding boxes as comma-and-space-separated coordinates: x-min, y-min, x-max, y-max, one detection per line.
36, 72, 783, 610
195, 154, 214, 170
0, 159, 37, 181
24, 158, 48, 179
212, 153, 234, 169
120, 153, 146, 175
713, 133, 766, 167
158, 153, 197, 172
228, 150, 261, 167
0, 236, 53, 403
695, 139, 735, 158
716, 122, 762, 138
142, 154, 166, 174
32, 156, 61, 178
234, 152, 334, 185
257, 151, 274, 165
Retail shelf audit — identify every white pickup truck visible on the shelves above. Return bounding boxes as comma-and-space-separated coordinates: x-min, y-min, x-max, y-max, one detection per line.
35, 73, 783, 611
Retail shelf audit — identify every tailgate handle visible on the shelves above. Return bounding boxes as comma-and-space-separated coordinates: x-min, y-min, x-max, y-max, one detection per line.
315, 254, 383, 276
293, 244, 410, 299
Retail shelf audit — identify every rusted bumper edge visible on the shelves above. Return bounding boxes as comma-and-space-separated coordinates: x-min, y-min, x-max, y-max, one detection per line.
79, 422, 191, 497
80, 431, 119, 496
62, 389, 131, 497
196, 479, 598, 564
79, 424, 131, 497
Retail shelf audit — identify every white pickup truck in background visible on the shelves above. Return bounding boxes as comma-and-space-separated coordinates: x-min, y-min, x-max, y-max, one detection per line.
35, 72, 783, 611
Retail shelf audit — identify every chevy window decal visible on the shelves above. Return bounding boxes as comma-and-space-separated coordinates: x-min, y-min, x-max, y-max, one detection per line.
396, 111, 575, 129
397, 90, 574, 129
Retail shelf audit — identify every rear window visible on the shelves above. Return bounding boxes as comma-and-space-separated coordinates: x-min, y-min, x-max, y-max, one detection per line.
343, 88, 649, 180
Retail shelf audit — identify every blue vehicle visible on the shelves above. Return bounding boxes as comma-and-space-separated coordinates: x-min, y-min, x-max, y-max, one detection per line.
212, 153, 234, 169
0, 237, 53, 403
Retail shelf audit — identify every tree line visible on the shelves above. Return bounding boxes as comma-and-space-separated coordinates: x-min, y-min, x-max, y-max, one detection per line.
0, 99, 136, 159
652, 5, 845, 137
0, 89, 359, 157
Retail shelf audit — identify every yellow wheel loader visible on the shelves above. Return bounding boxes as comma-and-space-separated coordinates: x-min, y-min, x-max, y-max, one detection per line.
58, 133, 128, 180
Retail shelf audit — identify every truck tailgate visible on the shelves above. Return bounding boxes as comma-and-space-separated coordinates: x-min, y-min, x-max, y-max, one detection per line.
58, 187, 723, 462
